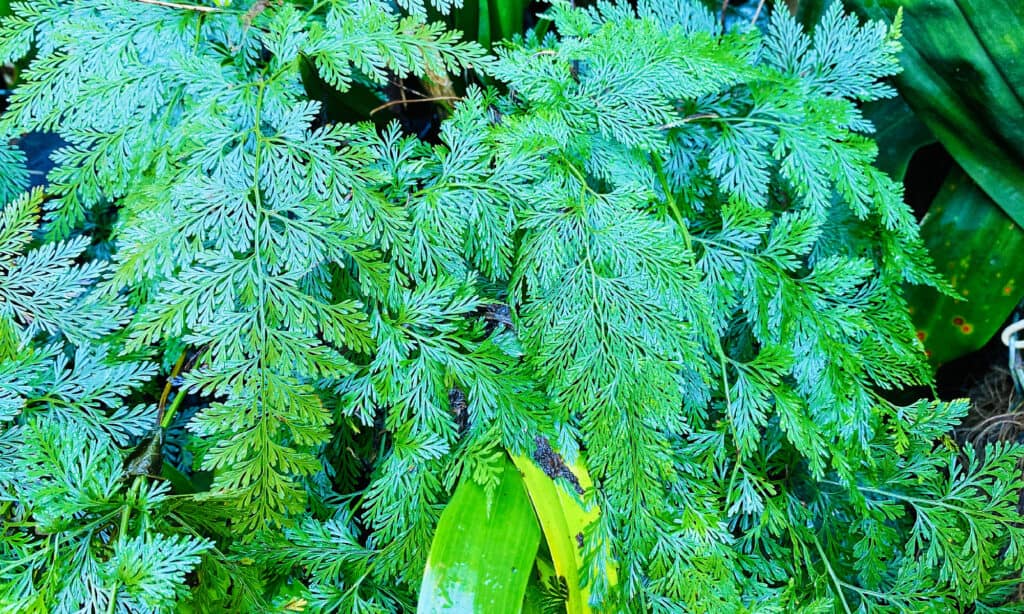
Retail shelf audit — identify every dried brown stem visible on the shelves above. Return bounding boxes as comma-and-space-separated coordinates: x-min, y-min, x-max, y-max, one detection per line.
750, 0, 768, 24
370, 96, 463, 115
133, 0, 220, 13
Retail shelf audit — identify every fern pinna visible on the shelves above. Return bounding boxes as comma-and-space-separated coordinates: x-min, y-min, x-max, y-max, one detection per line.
0, 0, 1021, 612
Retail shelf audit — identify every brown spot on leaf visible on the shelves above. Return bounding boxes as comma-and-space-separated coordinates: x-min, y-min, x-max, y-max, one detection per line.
533, 436, 584, 495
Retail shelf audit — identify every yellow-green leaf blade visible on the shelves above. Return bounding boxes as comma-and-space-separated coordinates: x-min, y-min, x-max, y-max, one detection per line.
511, 449, 618, 613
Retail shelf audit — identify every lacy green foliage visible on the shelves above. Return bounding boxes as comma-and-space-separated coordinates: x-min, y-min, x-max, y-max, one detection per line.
0, 193, 215, 611
0, 418, 224, 612
247, 512, 410, 611
0, 0, 1021, 612
0, 142, 28, 206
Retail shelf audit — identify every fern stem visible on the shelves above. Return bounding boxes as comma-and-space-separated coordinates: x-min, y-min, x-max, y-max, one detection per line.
156, 351, 187, 426
822, 480, 1018, 526
649, 151, 693, 254
0, 545, 48, 576
810, 534, 853, 614
251, 76, 271, 416
837, 580, 895, 603
657, 112, 720, 131
106, 583, 119, 614
559, 158, 604, 310
370, 96, 463, 115
132, 0, 221, 12
105, 506, 132, 614
750, 0, 767, 24
560, 157, 600, 198
161, 387, 188, 429
648, 150, 745, 519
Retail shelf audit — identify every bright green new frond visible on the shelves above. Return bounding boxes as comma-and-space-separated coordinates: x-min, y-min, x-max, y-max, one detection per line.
307, 1, 487, 92
0, 180, 36, 264
247, 513, 408, 612
108, 533, 213, 613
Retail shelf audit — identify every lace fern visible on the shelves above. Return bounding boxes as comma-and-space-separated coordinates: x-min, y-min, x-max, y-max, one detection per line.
0, 0, 1020, 611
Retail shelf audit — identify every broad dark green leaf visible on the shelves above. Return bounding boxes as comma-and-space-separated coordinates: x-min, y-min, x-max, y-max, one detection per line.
491, 0, 526, 44
446, 0, 527, 49
862, 95, 935, 180
905, 166, 1024, 365
161, 461, 197, 494
845, 0, 1024, 228
419, 457, 541, 614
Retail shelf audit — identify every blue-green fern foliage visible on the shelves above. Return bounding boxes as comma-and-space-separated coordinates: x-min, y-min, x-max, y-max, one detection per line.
0, 0, 1021, 612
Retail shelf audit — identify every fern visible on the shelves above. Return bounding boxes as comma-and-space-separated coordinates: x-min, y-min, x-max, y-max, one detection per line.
0, 181, 213, 611
1, 418, 215, 612
0, 0, 1021, 611
0, 142, 29, 207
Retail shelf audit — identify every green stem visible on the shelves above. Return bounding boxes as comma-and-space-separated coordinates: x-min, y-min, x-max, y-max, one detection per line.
161, 388, 188, 429
105, 505, 132, 614
118, 500, 132, 541
106, 583, 119, 614
649, 153, 742, 502
675, 113, 793, 130
821, 480, 1015, 526
811, 534, 853, 614
650, 151, 692, 254
0, 545, 48, 576
560, 157, 600, 198
557, 157, 605, 312
838, 580, 894, 602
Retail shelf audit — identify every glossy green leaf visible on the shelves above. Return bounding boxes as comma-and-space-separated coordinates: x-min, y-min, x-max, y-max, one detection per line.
861, 95, 935, 181
446, 1, 526, 49
905, 166, 1024, 365
419, 456, 541, 614
478, 0, 492, 48
492, 0, 526, 45
845, 0, 1024, 228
